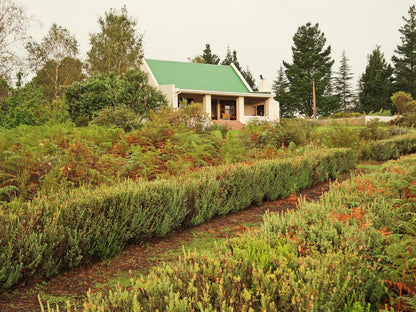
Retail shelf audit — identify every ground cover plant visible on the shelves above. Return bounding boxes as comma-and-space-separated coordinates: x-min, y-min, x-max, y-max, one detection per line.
0, 147, 355, 292
1, 108, 413, 204
61, 154, 416, 312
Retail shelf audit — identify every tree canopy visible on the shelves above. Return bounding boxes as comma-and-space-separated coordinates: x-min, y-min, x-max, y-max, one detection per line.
86, 6, 144, 75
392, 5, 416, 98
65, 68, 166, 124
282, 22, 337, 117
26, 23, 80, 99
199, 44, 220, 65
334, 50, 356, 112
359, 46, 394, 114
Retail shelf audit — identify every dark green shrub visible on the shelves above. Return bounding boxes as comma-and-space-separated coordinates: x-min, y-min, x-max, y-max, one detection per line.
369, 133, 416, 160
65, 68, 166, 122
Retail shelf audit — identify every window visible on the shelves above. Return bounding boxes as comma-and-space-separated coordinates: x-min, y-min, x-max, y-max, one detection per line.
256, 105, 264, 116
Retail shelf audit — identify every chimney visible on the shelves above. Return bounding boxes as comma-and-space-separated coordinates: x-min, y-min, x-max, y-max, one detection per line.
259, 75, 269, 92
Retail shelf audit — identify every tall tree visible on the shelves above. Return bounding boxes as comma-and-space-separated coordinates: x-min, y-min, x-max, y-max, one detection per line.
359, 46, 394, 113
0, 0, 29, 82
334, 50, 355, 112
86, 6, 144, 75
26, 23, 79, 99
392, 5, 416, 98
221, 46, 241, 69
32, 57, 83, 100
241, 67, 257, 91
221, 46, 233, 65
220, 47, 255, 90
200, 44, 220, 65
273, 66, 291, 117
283, 23, 337, 117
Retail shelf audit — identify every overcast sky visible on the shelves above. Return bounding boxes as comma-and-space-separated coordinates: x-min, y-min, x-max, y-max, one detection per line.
17, 0, 416, 89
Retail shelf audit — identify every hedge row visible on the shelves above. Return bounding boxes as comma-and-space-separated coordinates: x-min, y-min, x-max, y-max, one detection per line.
0, 148, 355, 291
369, 132, 416, 160
70, 153, 416, 312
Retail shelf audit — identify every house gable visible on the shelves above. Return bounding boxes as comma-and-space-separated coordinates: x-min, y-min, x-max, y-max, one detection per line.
145, 59, 251, 94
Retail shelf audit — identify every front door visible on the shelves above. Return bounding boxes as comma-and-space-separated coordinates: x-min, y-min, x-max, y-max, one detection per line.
219, 100, 236, 120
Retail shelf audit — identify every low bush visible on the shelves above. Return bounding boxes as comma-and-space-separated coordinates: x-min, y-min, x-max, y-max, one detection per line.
65, 153, 416, 312
369, 133, 416, 161
0, 148, 355, 291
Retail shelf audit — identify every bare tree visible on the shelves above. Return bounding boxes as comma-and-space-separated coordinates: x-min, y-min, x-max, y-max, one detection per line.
0, 0, 29, 81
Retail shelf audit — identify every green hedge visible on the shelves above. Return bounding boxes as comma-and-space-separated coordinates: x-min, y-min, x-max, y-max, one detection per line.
70, 154, 416, 312
369, 132, 416, 160
0, 148, 355, 291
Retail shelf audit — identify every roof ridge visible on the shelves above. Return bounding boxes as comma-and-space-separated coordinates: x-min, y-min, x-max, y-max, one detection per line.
145, 58, 233, 68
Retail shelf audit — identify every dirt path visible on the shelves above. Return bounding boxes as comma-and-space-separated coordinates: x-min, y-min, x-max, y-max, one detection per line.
0, 169, 365, 311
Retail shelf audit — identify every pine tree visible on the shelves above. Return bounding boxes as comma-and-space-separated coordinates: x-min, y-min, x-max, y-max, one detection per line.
241, 66, 257, 91
283, 23, 338, 117
392, 5, 416, 98
220, 47, 255, 90
359, 46, 393, 113
273, 66, 291, 117
334, 50, 355, 112
221, 46, 233, 65
200, 44, 220, 65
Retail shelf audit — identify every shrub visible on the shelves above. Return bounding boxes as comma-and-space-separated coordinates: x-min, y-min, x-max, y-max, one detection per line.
90, 104, 141, 131
65, 68, 167, 122
369, 133, 416, 160
67, 154, 416, 312
391, 91, 416, 114
0, 148, 355, 291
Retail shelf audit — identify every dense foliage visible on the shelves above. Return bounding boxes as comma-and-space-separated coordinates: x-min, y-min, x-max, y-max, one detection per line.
65, 68, 166, 124
26, 23, 80, 99
0, 148, 355, 291
359, 46, 394, 114
54, 153, 416, 311
392, 5, 416, 98
86, 6, 144, 76
2, 113, 408, 205
282, 23, 338, 117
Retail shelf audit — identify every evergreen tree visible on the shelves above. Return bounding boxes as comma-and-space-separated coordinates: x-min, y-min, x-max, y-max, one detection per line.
231, 50, 241, 71
241, 66, 257, 91
334, 50, 355, 112
221, 46, 241, 70
221, 46, 233, 65
273, 66, 291, 117
392, 5, 416, 97
86, 6, 143, 76
200, 44, 220, 64
359, 46, 393, 113
283, 23, 338, 117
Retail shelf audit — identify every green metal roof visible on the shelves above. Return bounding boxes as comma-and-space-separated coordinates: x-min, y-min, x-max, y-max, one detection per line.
145, 59, 251, 93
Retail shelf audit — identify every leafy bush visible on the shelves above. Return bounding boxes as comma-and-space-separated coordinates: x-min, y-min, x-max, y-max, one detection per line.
0, 83, 69, 128
0, 148, 355, 291
243, 118, 313, 149
369, 133, 416, 160
65, 68, 166, 123
90, 104, 141, 131
391, 91, 416, 114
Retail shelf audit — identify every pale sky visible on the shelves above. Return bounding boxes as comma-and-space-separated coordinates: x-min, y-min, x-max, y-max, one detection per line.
16, 0, 416, 89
